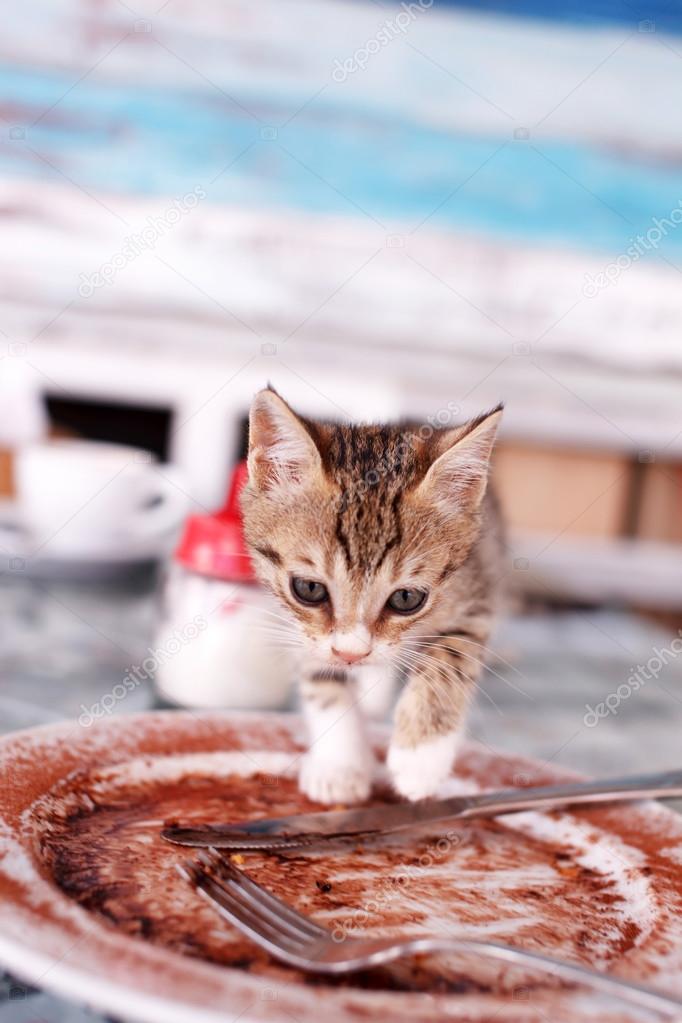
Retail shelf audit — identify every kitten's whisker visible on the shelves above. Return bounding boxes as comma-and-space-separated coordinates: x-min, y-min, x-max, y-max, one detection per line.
411, 642, 523, 707
407, 641, 529, 699
455, 666, 503, 716
390, 650, 465, 714
397, 647, 503, 717
249, 634, 302, 650
248, 606, 300, 627
249, 621, 300, 635
247, 625, 305, 649
410, 634, 529, 684
250, 636, 303, 649
309, 665, 352, 681
248, 620, 302, 638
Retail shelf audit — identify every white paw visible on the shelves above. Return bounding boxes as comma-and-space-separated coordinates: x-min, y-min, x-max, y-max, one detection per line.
299, 754, 373, 805
387, 731, 460, 801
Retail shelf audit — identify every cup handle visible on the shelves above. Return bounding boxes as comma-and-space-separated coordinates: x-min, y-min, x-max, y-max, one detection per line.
126, 465, 190, 540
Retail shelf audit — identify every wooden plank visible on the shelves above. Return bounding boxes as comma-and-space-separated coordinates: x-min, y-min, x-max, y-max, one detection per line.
636, 462, 682, 543
494, 443, 631, 538
0, 450, 13, 498
4, 0, 682, 159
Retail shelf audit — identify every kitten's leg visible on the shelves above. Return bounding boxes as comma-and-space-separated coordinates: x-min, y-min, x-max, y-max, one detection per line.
298, 670, 375, 804
387, 633, 483, 801
354, 663, 396, 720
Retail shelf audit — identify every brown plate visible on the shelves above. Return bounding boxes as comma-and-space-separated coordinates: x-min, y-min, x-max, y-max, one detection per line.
2, 710, 682, 1023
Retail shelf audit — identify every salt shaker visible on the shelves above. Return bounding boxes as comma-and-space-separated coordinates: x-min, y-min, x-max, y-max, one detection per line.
154, 462, 295, 710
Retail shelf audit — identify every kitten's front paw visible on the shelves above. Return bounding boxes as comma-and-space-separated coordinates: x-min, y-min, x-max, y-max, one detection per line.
299, 754, 373, 805
387, 731, 460, 801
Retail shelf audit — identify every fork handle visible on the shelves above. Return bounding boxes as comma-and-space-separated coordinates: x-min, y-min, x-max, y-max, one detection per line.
459, 768, 682, 820
367, 936, 682, 1018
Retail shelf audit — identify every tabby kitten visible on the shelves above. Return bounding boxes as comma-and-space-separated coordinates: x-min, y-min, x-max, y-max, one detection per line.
241, 388, 504, 804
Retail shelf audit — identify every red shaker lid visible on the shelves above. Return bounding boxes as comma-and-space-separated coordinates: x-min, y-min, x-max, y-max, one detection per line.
174, 461, 256, 582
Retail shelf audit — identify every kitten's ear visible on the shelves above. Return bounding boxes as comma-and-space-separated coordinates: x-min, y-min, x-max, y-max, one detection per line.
247, 388, 321, 491
418, 405, 503, 513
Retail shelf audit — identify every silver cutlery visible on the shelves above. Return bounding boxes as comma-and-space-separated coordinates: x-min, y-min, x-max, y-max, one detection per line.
163, 767, 682, 850
180, 850, 682, 1018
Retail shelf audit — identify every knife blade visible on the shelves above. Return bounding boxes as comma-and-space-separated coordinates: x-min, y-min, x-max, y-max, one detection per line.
161, 767, 682, 850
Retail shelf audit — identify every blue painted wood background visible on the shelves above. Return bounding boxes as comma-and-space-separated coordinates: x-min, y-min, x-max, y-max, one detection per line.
2, 0, 681, 260
2, 60, 682, 256
436, 0, 682, 32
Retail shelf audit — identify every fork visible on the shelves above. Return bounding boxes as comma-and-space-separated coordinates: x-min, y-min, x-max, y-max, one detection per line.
179, 851, 682, 1019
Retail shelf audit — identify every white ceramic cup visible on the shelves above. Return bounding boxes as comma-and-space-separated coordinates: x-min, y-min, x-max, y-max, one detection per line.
15, 439, 188, 557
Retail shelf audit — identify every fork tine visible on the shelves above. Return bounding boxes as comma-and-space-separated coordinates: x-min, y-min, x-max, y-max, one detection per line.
190, 855, 322, 950
216, 870, 326, 943
186, 860, 312, 956
206, 864, 318, 946
204, 851, 328, 940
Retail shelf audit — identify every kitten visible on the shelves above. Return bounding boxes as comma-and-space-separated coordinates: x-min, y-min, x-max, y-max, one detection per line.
241, 388, 504, 804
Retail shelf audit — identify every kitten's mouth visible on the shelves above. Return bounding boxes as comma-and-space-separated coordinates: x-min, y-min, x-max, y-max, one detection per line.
311, 655, 376, 671
331, 655, 379, 670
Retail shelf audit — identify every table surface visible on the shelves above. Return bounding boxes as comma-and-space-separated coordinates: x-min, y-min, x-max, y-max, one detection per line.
2, 570, 682, 1021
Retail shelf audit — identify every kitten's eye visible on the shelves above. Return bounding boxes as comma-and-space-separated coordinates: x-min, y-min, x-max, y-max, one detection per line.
386, 588, 428, 614
291, 577, 329, 606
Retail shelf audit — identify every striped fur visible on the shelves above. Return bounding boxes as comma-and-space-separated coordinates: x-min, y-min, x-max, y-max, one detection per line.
242, 388, 504, 803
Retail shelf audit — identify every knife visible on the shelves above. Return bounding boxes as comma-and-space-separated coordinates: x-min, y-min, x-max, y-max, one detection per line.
161, 768, 682, 851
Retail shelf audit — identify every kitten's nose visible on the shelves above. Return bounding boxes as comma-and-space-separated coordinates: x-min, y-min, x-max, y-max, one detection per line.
331, 628, 371, 665
331, 647, 367, 665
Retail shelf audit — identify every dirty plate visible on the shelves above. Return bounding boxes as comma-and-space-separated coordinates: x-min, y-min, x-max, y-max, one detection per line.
2, 711, 682, 1023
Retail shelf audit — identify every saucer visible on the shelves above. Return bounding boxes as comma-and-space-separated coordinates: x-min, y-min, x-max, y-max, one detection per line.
0, 498, 179, 580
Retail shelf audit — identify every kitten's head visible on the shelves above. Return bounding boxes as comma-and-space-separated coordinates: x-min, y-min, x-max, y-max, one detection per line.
241, 388, 502, 671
